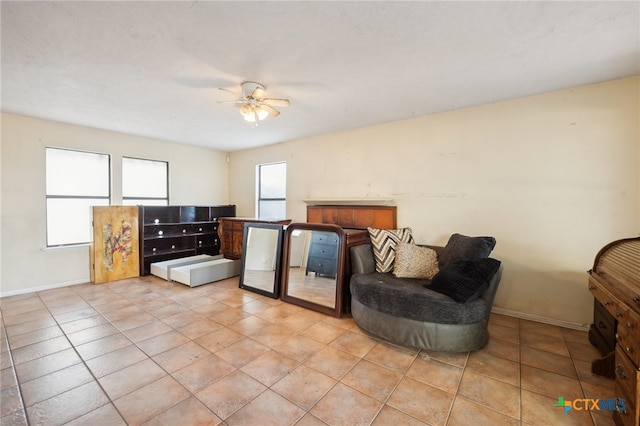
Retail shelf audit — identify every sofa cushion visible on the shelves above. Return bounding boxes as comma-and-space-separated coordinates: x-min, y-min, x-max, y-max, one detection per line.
350, 273, 488, 324
367, 227, 414, 273
428, 258, 502, 303
438, 233, 496, 268
393, 243, 439, 279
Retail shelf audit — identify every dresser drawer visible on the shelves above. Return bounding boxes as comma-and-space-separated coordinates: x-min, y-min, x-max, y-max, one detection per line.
589, 278, 621, 319
615, 346, 639, 402
621, 308, 640, 342
614, 381, 638, 426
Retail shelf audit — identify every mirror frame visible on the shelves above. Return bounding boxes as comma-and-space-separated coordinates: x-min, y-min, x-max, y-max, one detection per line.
239, 222, 284, 299
281, 222, 346, 317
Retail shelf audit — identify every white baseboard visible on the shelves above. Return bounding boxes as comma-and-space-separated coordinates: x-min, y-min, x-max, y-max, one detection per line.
492, 307, 590, 332
0, 278, 90, 298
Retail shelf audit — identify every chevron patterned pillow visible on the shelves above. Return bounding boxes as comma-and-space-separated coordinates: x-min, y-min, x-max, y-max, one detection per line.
367, 227, 414, 273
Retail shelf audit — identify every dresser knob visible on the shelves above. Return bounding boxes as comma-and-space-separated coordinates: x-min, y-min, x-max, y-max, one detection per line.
171, 245, 175, 249
183, 229, 187, 233
634, 297, 640, 307
616, 364, 627, 380
615, 311, 623, 318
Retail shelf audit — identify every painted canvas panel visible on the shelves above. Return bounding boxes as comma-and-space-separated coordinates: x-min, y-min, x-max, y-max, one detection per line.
91, 206, 139, 284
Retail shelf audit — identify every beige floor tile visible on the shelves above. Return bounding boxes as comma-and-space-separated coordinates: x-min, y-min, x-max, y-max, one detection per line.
466, 350, 520, 385
272, 364, 336, 410
278, 313, 320, 333
114, 375, 190, 425
275, 334, 325, 362
171, 354, 236, 393
26, 382, 110, 425
66, 323, 120, 346
566, 339, 602, 362
137, 330, 191, 357
195, 327, 244, 352
85, 344, 148, 378
365, 341, 418, 373
304, 322, 346, 344
240, 350, 299, 386
294, 413, 328, 426
329, 330, 378, 358
478, 335, 520, 362
304, 346, 359, 380
5, 317, 58, 338
65, 403, 126, 426
226, 315, 270, 336
386, 376, 454, 425
310, 383, 382, 426
521, 345, 577, 378
520, 365, 584, 400
406, 355, 464, 394
487, 323, 519, 344
212, 307, 253, 325
448, 396, 520, 426
489, 313, 519, 329
520, 319, 565, 339
6, 326, 64, 350
152, 340, 212, 372
74, 333, 132, 361
143, 396, 221, 426
215, 337, 270, 368
372, 405, 428, 425
419, 350, 469, 368
99, 358, 167, 400
20, 363, 94, 407
248, 323, 296, 348
124, 321, 173, 343
226, 389, 305, 426
195, 370, 266, 420
520, 331, 570, 357
14, 348, 81, 383
0, 367, 18, 391
1, 386, 23, 418
341, 359, 402, 401
457, 370, 520, 418
161, 310, 207, 329
177, 319, 223, 339
10, 335, 73, 365
521, 389, 593, 425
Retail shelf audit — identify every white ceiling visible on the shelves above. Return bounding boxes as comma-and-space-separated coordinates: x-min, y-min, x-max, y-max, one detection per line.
2, 1, 639, 152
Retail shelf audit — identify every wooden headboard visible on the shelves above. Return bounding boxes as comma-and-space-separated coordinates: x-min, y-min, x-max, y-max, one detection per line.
306, 205, 397, 229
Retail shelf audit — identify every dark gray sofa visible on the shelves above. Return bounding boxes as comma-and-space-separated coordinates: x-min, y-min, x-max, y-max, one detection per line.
349, 243, 503, 352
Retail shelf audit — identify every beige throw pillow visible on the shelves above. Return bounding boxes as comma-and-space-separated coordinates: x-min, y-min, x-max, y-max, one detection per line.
393, 242, 439, 279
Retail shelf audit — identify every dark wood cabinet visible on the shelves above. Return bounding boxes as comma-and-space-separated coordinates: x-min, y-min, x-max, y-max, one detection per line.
218, 218, 291, 260
138, 205, 235, 275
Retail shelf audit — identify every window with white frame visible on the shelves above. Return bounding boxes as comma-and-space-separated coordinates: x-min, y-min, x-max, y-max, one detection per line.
122, 157, 169, 206
45, 147, 110, 246
257, 162, 286, 219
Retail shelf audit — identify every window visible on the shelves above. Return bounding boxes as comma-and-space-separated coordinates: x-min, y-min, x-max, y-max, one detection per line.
122, 157, 168, 206
257, 162, 286, 219
46, 148, 110, 246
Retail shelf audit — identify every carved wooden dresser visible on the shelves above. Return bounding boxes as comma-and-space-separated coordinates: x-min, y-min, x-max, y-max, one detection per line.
588, 237, 640, 426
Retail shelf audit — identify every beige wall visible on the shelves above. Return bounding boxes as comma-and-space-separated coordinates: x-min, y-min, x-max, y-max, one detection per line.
229, 76, 640, 327
0, 113, 230, 295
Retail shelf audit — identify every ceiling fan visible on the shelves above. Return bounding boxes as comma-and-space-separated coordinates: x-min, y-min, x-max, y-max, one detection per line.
219, 81, 290, 123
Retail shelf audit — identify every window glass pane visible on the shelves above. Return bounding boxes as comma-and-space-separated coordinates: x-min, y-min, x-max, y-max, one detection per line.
260, 163, 286, 198
46, 198, 109, 246
46, 148, 109, 196
123, 157, 168, 199
259, 200, 286, 219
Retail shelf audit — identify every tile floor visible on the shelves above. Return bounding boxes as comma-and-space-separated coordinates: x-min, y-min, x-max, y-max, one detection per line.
0, 275, 618, 425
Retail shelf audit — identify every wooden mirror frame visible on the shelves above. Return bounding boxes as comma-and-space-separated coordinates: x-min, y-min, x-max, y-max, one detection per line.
281, 223, 346, 317
239, 222, 284, 299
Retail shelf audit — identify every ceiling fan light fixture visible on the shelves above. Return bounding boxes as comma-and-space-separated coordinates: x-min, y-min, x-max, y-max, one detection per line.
240, 104, 268, 122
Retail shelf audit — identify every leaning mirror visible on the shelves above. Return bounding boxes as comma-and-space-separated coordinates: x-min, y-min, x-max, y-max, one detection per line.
281, 223, 345, 317
239, 223, 284, 298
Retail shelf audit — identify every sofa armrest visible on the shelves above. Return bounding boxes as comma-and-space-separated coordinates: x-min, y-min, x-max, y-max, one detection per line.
350, 244, 376, 275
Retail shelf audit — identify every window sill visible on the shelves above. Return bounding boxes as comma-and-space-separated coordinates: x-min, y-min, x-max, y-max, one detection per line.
42, 243, 90, 252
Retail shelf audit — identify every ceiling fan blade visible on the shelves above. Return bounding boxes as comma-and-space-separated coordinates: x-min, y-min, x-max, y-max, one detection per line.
261, 104, 280, 117
218, 87, 240, 96
252, 86, 266, 100
216, 99, 245, 104
261, 98, 290, 108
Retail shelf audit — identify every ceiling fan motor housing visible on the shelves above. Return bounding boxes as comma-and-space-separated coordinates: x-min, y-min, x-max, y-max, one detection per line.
241, 81, 264, 99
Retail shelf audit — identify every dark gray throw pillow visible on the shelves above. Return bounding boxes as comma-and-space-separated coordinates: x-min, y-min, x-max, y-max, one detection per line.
438, 233, 496, 268
427, 258, 501, 303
